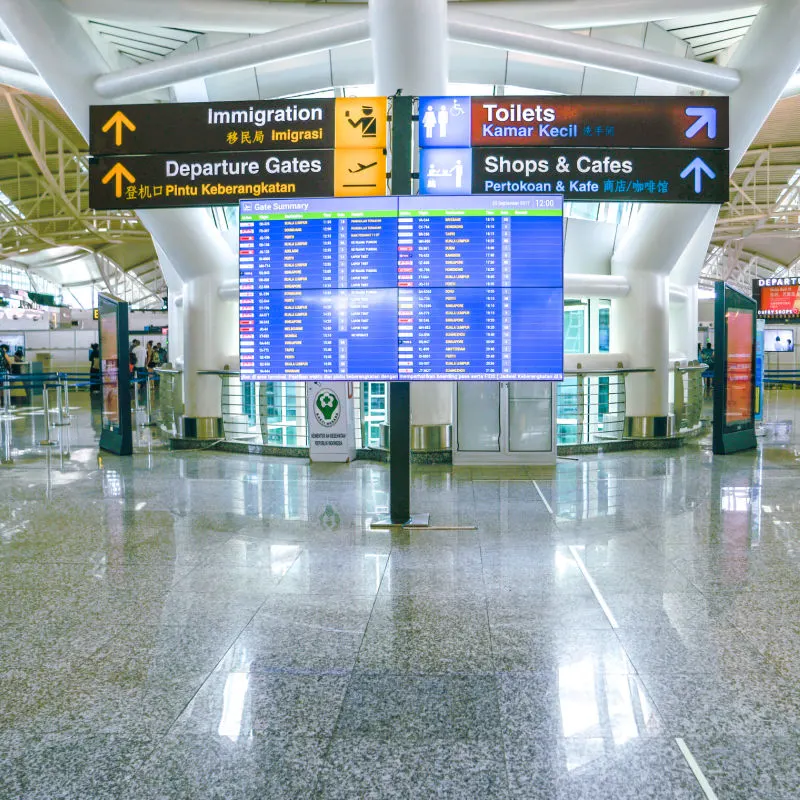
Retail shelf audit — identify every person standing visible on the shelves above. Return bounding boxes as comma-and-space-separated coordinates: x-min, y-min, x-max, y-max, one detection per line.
89, 343, 100, 392
0, 344, 12, 407
699, 341, 714, 395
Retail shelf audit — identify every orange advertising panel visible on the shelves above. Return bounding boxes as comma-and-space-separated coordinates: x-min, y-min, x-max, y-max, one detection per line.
725, 309, 754, 426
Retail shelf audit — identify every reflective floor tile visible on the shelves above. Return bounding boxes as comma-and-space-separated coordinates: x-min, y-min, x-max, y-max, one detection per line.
380, 546, 484, 596
491, 627, 635, 674
682, 735, 800, 800
639, 670, 800, 738
485, 590, 611, 630
276, 548, 389, 595
615, 622, 768, 675
216, 595, 375, 673
498, 672, 662, 741
355, 595, 493, 674
0, 733, 156, 800
334, 671, 502, 743
315, 738, 510, 800
504, 736, 705, 800
171, 671, 350, 739
121, 733, 325, 800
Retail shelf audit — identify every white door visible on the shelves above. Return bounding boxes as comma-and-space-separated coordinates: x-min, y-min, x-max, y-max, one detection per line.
453, 381, 556, 465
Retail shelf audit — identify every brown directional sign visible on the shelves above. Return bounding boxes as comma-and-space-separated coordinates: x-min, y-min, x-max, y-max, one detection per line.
419, 95, 729, 150
89, 98, 388, 157
471, 147, 730, 203
88, 149, 388, 209
470, 96, 729, 149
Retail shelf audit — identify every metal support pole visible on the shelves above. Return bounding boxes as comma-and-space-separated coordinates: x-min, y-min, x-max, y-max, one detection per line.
39, 384, 55, 446
62, 376, 71, 422
53, 383, 66, 426
2, 417, 12, 465
389, 95, 413, 525
1, 381, 10, 417
145, 373, 154, 425
389, 381, 411, 524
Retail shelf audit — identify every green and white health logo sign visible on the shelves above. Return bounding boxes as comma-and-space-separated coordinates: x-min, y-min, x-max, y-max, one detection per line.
306, 382, 355, 462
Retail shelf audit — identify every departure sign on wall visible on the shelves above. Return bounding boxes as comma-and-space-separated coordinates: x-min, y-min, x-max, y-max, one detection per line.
238, 195, 564, 382
752, 277, 800, 321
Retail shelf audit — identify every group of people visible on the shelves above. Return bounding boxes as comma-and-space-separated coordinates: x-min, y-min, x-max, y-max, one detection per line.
699, 341, 714, 394
129, 339, 166, 373
87, 339, 168, 392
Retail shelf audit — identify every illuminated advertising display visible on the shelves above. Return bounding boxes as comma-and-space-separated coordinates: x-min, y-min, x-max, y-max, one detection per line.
99, 300, 120, 431
725, 308, 754, 426
713, 282, 757, 455
238, 194, 564, 382
97, 293, 132, 456
752, 277, 800, 321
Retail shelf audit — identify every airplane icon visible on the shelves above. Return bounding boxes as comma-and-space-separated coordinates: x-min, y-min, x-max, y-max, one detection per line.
348, 161, 377, 174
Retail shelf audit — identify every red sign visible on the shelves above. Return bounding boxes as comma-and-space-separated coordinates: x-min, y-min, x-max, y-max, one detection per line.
470, 96, 728, 149
760, 285, 800, 317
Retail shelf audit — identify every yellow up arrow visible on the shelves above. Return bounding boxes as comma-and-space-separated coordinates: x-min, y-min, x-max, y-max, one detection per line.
101, 162, 136, 198
101, 110, 136, 146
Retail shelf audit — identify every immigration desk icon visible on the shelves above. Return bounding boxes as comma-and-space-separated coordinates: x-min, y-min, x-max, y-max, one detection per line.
334, 97, 387, 149
345, 104, 378, 138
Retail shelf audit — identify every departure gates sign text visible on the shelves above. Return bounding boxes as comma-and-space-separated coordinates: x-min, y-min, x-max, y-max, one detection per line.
88, 98, 388, 208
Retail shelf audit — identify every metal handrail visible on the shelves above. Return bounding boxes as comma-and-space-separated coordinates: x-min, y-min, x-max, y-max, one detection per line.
565, 368, 654, 376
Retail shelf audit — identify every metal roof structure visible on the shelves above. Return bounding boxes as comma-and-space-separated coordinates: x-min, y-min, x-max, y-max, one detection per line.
0, 0, 797, 302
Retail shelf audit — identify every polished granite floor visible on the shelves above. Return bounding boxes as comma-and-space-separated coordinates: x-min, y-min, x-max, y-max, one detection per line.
2, 391, 800, 798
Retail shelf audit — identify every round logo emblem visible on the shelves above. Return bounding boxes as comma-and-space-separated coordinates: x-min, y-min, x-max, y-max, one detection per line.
314, 388, 340, 428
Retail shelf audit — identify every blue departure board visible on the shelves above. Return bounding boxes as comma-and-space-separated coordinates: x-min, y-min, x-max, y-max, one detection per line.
239, 195, 563, 381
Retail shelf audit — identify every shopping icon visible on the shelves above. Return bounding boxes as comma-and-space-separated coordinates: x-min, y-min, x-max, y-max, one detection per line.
419, 96, 471, 148
419, 148, 471, 195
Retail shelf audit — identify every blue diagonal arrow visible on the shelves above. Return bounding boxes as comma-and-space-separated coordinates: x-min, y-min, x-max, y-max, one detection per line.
680, 157, 716, 193
685, 107, 717, 139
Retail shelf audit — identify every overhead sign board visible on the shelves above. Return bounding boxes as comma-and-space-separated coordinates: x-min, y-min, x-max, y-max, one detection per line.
89, 149, 387, 209
752, 277, 800, 321
419, 95, 729, 149
89, 97, 387, 156
420, 146, 729, 202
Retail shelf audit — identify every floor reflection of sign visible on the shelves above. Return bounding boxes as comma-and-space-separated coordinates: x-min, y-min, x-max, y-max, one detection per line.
334, 97, 387, 150
419, 148, 472, 195
418, 96, 471, 148
318, 502, 342, 532
334, 149, 386, 197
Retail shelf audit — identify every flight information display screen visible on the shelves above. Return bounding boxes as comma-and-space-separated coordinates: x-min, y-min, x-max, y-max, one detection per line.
239, 195, 563, 381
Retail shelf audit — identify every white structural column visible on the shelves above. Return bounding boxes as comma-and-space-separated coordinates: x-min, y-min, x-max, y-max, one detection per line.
95, 11, 369, 99
448, 9, 740, 94
669, 207, 719, 361
612, 0, 800, 420
62, 0, 349, 33
611, 270, 670, 415
60, 0, 763, 35
0, 0, 238, 421
369, 0, 452, 429
461, 0, 762, 30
